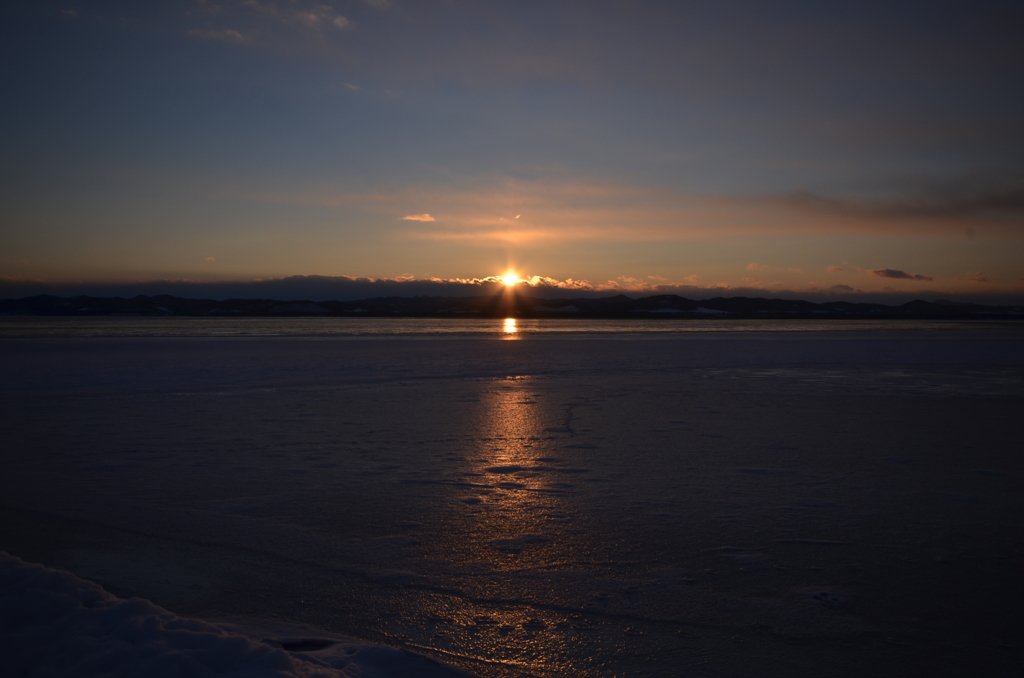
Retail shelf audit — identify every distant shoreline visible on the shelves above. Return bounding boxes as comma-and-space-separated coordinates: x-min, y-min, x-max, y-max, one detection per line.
3, 293, 1023, 320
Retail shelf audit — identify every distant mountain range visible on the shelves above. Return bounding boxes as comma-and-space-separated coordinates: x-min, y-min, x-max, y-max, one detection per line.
2, 293, 1022, 319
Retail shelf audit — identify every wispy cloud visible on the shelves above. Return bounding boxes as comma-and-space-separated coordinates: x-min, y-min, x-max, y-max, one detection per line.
187, 0, 350, 52
242, 176, 1024, 245
746, 263, 768, 271
765, 181, 1024, 227
955, 271, 997, 284
868, 269, 933, 281
827, 265, 844, 273
188, 28, 253, 44
294, 6, 350, 30
402, 213, 435, 222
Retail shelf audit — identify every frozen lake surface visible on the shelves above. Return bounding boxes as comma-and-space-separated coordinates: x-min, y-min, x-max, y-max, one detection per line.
2, 327, 1023, 676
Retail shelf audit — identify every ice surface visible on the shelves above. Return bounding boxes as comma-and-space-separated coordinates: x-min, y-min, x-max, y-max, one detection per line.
0, 552, 474, 678
1, 328, 1023, 677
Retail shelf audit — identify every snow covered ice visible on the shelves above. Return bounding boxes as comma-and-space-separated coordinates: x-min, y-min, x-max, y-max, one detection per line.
1, 327, 1023, 676
0, 551, 474, 677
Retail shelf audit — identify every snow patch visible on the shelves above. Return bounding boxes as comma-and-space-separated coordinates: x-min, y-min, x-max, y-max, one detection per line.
0, 552, 475, 678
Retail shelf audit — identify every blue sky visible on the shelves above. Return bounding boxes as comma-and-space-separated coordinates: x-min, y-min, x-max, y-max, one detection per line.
2, 0, 1023, 300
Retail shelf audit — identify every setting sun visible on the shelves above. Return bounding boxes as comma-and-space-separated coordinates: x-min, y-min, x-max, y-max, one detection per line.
502, 273, 520, 286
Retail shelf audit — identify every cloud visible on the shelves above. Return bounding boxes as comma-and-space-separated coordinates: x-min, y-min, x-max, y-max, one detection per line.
596, 276, 654, 291
188, 28, 252, 43
205, 256, 217, 262
868, 268, 933, 281
248, 176, 1024, 246
292, 7, 350, 30
6, 274, 1024, 305
267, 1, 347, 27
186, 1, 352, 54
0, 273, 736, 301
402, 213, 435, 222
746, 263, 768, 271
955, 271, 997, 284
246, 180, 747, 243
766, 181, 1024, 230
827, 265, 844, 273
60, 9, 78, 18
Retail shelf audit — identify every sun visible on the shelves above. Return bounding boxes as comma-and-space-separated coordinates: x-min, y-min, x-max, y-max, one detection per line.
502, 272, 520, 286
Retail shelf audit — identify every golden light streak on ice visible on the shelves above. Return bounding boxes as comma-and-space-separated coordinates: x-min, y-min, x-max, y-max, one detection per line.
467, 376, 567, 566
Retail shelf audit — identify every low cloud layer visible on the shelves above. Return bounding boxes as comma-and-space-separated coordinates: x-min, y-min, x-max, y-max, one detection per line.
4, 274, 1022, 305
869, 269, 933, 281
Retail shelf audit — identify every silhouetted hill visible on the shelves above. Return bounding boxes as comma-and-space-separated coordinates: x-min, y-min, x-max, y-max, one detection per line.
2, 293, 1022, 319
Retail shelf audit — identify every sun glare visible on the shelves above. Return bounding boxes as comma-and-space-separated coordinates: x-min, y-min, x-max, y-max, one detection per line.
504, 318, 517, 333
502, 273, 520, 286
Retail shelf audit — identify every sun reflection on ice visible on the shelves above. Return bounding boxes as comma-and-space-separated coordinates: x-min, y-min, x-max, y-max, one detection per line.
503, 317, 517, 335
420, 376, 596, 673
458, 375, 578, 570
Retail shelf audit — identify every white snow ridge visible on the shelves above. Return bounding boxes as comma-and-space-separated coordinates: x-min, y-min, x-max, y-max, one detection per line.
0, 552, 475, 678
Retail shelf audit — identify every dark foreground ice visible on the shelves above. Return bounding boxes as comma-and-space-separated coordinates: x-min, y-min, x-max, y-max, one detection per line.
1, 330, 1023, 676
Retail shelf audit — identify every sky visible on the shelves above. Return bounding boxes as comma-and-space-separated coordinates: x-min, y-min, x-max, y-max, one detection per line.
2, 0, 1023, 301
